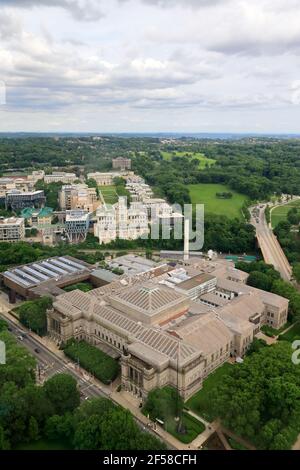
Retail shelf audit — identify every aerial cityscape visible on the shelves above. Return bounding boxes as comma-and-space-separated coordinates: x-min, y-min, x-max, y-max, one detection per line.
1, 0, 300, 462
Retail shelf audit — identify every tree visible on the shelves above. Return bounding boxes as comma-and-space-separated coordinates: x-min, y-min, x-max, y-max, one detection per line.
99, 408, 144, 450
247, 271, 273, 291
73, 414, 103, 450
213, 342, 300, 449
293, 263, 300, 283
18, 296, 52, 336
45, 413, 74, 443
143, 386, 183, 423
0, 425, 9, 450
0, 319, 8, 332
43, 374, 80, 415
86, 178, 98, 188
28, 416, 39, 442
72, 398, 166, 450
0, 331, 36, 389
287, 208, 300, 226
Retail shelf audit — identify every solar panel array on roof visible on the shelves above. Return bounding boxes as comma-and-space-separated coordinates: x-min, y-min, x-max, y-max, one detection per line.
50, 259, 77, 273
31, 263, 57, 278
59, 257, 86, 270
4, 271, 32, 287
14, 268, 40, 285
41, 261, 67, 275
22, 266, 49, 282
3, 257, 90, 290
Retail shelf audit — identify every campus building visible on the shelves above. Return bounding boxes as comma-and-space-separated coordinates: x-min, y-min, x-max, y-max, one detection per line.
44, 172, 77, 184
112, 157, 132, 171
5, 189, 46, 211
1, 256, 94, 302
28, 170, 45, 184
21, 207, 54, 226
65, 210, 91, 244
0, 217, 25, 242
125, 182, 153, 202
46, 256, 289, 401
59, 184, 99, 212
87, 172, 119, 186
94, 197, 149, 244
0, 177, 35, 198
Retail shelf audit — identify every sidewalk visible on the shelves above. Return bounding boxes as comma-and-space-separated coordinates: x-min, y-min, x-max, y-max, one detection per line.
112, 390, 193, 450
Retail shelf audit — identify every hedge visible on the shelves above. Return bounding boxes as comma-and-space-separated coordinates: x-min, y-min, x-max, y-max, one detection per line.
63, 339, 120, 384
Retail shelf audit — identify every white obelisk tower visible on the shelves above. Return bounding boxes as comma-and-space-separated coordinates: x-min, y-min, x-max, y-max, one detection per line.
183, 217, 190, 261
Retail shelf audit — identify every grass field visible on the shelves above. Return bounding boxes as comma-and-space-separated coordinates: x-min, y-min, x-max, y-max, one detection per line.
188, 184, 247, 220
99, 185, 118, 205
279, 322, 300, 342
186, 363, 232, 422
161, 151, 216, 170
166, 412, 205, 444
271, 199, 300, 228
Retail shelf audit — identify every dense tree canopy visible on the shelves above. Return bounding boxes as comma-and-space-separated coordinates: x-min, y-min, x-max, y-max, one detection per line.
17, 297, 52, 336
0, 329, 165, 450
213, 342, 300, 449
44, 374, 80, 415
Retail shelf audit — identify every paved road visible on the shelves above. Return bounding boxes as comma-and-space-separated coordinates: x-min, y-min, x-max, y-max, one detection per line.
250, 204, 292, 282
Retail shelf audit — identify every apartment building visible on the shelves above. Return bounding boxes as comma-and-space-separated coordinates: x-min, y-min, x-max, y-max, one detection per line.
0, 217, 25, 242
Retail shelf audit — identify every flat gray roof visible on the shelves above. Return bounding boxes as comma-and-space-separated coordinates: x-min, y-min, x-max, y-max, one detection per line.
3, 256, 91, 289
177, 273, 216, 291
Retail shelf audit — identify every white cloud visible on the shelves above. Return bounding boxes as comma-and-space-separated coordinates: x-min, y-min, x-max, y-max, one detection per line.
1, 0, 300, 132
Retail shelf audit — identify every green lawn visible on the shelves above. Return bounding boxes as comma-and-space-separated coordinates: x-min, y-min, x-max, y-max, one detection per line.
161, 151, 216, 170
166, 412, 205, 444
99, 185, 118, 205
188, 183, 248, 220
14, 439, 72, 450
261, 322, 290, 338
186, 363, 232, 422
279, 322, 300, 342
271, 200, 300, 228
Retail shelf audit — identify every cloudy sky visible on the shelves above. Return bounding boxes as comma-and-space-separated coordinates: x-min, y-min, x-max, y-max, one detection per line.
0, 0, 300, 133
